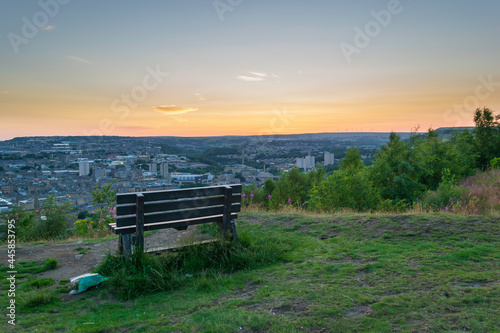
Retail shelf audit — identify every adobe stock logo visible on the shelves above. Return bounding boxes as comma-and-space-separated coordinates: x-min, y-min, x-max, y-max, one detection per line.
257, 107, 297, 143
83, 65, 169, 137
7, 0, 72, 54
213, 0, 243, 21
443, 75, 500, 127
340, 0, 409, 64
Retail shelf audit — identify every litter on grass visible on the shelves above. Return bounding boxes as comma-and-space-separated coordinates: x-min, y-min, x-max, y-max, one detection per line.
69, 273, 108, 295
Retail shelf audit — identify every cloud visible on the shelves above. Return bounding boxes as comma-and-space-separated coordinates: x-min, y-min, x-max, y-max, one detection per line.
42, 25, 55, 31
154, 105, 199, 115
236, 75, 265, 82
66, 56, 94, 64
237, 71, 279, 82
249, 71, 268, 78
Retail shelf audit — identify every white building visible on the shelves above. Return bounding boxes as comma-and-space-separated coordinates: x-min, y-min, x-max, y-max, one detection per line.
160, 163, 169, 178
324, 152, 335, 166
148, 163, 157, 174
170, 172, 214, 186
296, 155, 316, 170
296, 157, 306, 170
79, 161, 90, 176
0, 198, 13, 213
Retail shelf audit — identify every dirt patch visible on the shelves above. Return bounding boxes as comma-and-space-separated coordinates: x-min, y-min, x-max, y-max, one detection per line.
354, 271, 373, 287
453, 281, 497, 288
326, 257, 378, 265
214, 281, 260, 307
2, 227, 204, 282
271, 299, 310, 316
344, 305, 374, 317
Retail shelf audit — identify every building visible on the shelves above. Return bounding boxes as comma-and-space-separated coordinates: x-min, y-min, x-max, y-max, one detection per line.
0, 185, 14, 195
0, 198, 12, 213
79, 161, 90, 176
138, 155, 151, 162
159, 163, 169, 178
109, 161, 124, 168
296, 154, 315, 170
18, 199, 35, 210
170, 172, 214, 186
214, 174, 240, 185
148, 163, 157, 174
93, 168, 106, 180
324, 152, 335, 166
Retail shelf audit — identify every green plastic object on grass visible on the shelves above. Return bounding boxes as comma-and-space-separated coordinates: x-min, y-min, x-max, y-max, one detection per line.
69, 273, 108, 294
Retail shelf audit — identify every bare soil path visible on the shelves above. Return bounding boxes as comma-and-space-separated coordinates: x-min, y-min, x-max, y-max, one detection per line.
3, 228, 201, 282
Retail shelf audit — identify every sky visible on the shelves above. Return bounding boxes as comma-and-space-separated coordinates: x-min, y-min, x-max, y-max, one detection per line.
1, 0, 500, 140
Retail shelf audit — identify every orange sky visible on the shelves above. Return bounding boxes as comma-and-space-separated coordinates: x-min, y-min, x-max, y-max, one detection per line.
1, 1, 499, 140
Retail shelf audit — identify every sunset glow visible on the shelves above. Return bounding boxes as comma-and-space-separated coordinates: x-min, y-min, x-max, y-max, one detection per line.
1, 0, 499, 140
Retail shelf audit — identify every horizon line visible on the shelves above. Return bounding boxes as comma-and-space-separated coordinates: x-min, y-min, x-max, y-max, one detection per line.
0, 127, 475, 142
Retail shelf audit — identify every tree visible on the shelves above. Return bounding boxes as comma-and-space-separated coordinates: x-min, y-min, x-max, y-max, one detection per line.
92, 183, 116, 212
88, 183, 117, 232
473, 107, 500, 167
445, 129, 476, 179
369, 132, 426, 203
40, 195, 73, 239
310, 168, 380, 212
309, 148, 379, 212
307, 164, 326, 188
263, 178, 276, 196
77, 210, 90, 220
0, 206, 36, 241
339, 148, 365, 174
269, 168, 309, 209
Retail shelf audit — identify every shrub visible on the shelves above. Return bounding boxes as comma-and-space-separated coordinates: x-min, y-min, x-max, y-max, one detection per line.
43, 258, 58, 270
23, 278, 55, 290
37, 195, 73, 239
97, 228, 294, 300
422, 168, 466, 211
309, 169, 381, 212
22, 289, 60, 308
490, 157, 500, 170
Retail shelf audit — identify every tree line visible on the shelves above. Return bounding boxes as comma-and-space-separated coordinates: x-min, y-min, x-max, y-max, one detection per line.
242, 108, 500, 213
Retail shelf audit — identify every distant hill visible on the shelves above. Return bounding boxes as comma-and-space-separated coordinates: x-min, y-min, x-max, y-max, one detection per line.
433, 127, 474, 139
1, 129, 476, 150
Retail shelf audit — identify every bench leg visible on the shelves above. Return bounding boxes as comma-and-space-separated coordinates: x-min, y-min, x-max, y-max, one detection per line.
118, 234, 132, 257
230, 220, 238, 243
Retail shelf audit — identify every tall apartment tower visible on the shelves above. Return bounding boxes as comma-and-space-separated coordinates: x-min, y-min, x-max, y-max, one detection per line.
296, 155, 316, 170
324, 152, 335, 166
148, 163, 157, 174
160, 163, 169, 179
79, 161, 90, 176
305, 154, 315, 169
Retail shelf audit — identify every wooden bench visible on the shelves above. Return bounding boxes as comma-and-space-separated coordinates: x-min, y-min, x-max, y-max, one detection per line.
109, 184, 242, 255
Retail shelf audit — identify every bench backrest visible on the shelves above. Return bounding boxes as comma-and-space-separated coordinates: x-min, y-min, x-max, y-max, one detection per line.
113, 184, 242, 235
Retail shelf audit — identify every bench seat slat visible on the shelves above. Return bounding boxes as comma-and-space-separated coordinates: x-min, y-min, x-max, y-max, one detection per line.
109, 213, 238, 234
117, 185, 242, 205
116, 194, 241, 216
115, 204, 241, 227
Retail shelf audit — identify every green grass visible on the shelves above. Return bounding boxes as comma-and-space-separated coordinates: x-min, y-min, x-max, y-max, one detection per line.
74, 246, 90, 254
1, 212, 499, 332
22, 277, 56, 290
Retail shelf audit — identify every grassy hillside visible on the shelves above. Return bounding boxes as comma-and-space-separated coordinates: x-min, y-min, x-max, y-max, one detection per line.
2, 212, 499, 332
